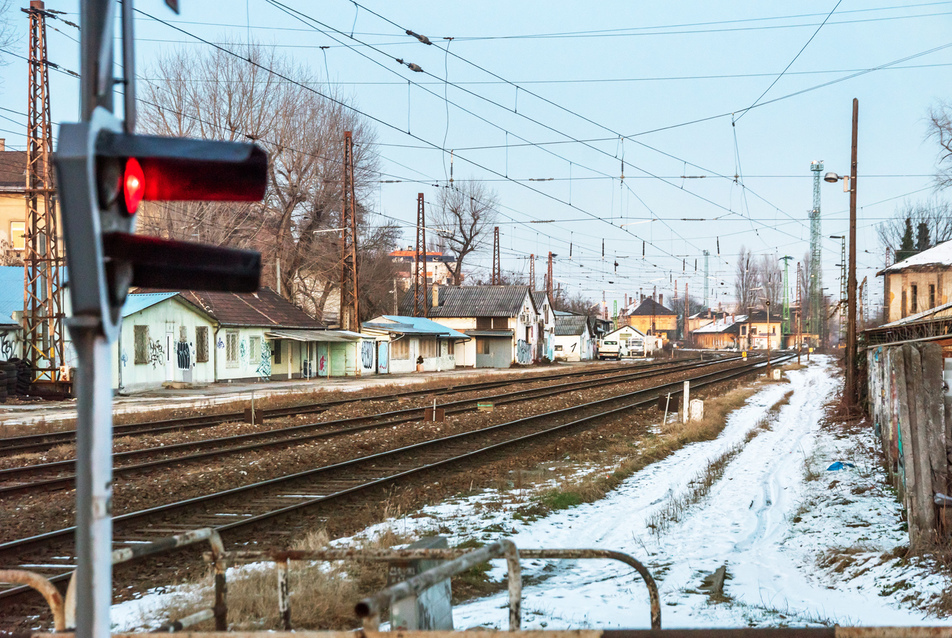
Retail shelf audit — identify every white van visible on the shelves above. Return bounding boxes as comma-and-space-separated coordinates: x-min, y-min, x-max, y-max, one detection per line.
598, 339, 629, 360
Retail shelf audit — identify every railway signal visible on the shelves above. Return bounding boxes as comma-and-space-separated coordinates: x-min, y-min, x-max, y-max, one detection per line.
54, 2, 267, 637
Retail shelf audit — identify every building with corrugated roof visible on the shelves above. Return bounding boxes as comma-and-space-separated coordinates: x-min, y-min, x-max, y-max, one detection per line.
398, 285, 550, 367
553, 313, 594, 361
362, 315, 470, 373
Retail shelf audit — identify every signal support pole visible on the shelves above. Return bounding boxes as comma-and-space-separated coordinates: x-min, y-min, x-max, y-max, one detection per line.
529, 254, 534, 289
340, 131, 359, 332
413, 193, 426, 318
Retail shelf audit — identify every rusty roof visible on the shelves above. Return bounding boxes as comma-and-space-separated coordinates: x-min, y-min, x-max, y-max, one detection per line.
133, 287, 325, 329
627, 298, 676, 316
0, 152, 27, 191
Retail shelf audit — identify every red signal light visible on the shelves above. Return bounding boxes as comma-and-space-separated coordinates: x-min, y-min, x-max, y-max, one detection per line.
123, 157, 145, 215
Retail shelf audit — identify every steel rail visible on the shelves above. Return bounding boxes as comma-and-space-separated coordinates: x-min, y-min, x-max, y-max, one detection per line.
0, 355, 788, 602
0, 357, 736, 494
0, 357, 711, 454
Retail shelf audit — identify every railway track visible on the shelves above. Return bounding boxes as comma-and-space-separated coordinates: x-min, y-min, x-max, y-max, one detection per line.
0, 356, 737, 496
0, 357, 717, 456
0, 354, 790, 603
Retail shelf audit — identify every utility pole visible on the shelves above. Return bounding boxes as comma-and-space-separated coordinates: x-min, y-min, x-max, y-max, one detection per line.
780, 256, 792, 337
809, 161, 824, 340
413, 192, 427, 318
24, 0, 65, 390
339, 132, 360, 332
546, 251, 554, 299
529, 253, 535, 289
796, 262, 803, 365
684, 281, 689, 344
703, 249, 710, 309
846, 98, 859, 409
492, 226, 500, 285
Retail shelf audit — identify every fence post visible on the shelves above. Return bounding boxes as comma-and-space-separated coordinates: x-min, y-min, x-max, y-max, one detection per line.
894, 346, 918, 545
277, 558, 291, 630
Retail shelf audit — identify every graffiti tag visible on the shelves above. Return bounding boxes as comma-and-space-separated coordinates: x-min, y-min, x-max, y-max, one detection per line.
361, 341, 374, 369
148, 339, 165, 369
176, 341, 191, 369
515, 339, 532, 365
0, 331, 15, 359
256, 340, 272, 380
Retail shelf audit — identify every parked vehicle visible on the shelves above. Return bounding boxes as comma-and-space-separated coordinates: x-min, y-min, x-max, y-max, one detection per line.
598, 339, 628, 360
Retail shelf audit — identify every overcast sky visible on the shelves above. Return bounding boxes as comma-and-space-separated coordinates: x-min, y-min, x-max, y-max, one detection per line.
4, 1, 951, 315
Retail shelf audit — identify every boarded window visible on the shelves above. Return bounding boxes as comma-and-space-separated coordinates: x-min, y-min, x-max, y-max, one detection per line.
249, 336, 260, 362
226, 331, 239, 368
930, 284, 936, 309
476, 337, 491, 355
179, 326, 187, 342
901, 290, 907, 318
195, 327, 209, 363
391, 339, 409, 360
134, 325, 149, 364
476, 317, 491, 330
272, 339, 282, 364
492, 317, 508, 330
419, 338, 437, 358
911, 284, 918, 313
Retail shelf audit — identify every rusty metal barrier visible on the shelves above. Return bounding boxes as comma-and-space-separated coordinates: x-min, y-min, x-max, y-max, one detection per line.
211, 542, 660, 631
62, 528, 227, 632
0, 569, 66, 632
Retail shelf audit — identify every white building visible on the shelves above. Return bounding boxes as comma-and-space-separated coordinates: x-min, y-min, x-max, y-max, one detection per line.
553, 312, 594, 361
361, 315, 469, 374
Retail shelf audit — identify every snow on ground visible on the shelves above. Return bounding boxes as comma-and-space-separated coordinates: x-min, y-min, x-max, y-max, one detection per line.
109, 356, 951, 630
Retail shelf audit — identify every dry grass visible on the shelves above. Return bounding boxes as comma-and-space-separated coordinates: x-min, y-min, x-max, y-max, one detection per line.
150, 525, 411, 631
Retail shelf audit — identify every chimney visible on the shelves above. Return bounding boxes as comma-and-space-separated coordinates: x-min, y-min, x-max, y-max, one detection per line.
431, 283, 439, 308
658, 294, 663, 307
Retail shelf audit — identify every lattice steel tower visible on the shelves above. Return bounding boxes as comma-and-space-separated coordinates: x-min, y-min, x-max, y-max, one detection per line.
702, 249, 710, 310
808, 161, 824, 338
339, 131, 359, 332
24, 0, 65, 386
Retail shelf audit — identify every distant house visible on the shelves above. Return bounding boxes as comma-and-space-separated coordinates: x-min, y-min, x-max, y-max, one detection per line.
0, 144, 28, 260
692, 315, 741, 350
601, 325, 659, 356
531, 291, 556, 361
623, 296, 678, 342
390, 248, 459, 287
737, 310, 784, 351
553, 312, 594, 361
878, 239, 952, 324
362, 315, 469, 373
400, 285, 550, 368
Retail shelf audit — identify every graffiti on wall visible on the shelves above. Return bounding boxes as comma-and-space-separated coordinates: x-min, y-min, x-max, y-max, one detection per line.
217, 337, 225, 350
120, 350, 128, 367
256, 340, 272, 380
318, 354, 327, 376
515, 339, 532, 365
361, 341, 374, 370
148, 339, 165, 369
176, 341, 192, 370
239, 339, 247, 363
0, 330, 15, 359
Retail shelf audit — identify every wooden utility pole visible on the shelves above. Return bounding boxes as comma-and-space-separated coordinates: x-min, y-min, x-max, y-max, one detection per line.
23, 0, 65, 387
339, 131, 360, 332
413, 193, 427, 318
846, 98, 859, 409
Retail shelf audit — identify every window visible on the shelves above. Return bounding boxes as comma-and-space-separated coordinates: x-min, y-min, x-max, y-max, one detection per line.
901, 290, 908, 318
476, 337, 491, 355
9, 221, 24, 251
179, 326, 187, 342
554, 344, 563, 351
134, 325, 149, 364
195, 327, 209, 363
226, 330, 239, 368
492, 317, 508, 330
272, 339, 282, 364
930, 284, 936, 309
391, 339, 409, 360
249, 336, 260, 362
911, 284, 918, 313
741, 325, 747, 335
419, 338, 437, 358
476, 317, 491, 330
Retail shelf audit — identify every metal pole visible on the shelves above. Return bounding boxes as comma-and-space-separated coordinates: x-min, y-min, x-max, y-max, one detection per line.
846, 98, 859, 409
71, 324, 114, 638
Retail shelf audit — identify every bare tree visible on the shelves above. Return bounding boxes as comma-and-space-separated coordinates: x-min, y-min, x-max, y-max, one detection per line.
0, 1, 18, 67
552, 289, 597, 315
876, 199, 952, 257
733, 246, 758, 313
138, 42, 390, 321
756, 254, 782, 310
430, 180, 498, 285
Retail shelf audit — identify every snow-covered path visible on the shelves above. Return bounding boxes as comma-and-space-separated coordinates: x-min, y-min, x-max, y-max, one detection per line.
450, 358, 948, 628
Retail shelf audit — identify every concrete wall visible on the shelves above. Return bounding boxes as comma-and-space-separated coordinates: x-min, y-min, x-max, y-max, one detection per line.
884, 270, 952, 323
115, 298, 218, 392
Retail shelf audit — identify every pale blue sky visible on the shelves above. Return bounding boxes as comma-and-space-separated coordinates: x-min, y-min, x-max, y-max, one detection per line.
4, 1, 951, 314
